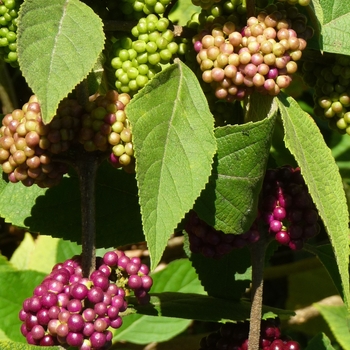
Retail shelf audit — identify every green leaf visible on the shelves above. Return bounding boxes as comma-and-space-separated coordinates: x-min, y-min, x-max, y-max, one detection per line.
310, 0, 350, 54
0, 270, 46, 342
304, 244, 343, 300
114, 259, 204, 344
190, 247, 251, 300
17, 0, 105, 122
194, 113, 276, 233
315, 304, 350, 350
0, 341, 60, 350
0, 254, 15, 273
305, 333, 336, 350
10, 233, 81, 274
128, 292, 294, 323
278, 93, 350, 312
9, 233, 36, 271
0, 162, 144, 249
126, 60, 216, 269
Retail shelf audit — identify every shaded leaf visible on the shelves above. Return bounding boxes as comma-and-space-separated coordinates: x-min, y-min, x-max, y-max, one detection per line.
128, 292, 294, 323
127, 60, 216, 268
0, 162, 144, 249
305, 333, 335, 350
278, 93, 350, 311
304, 243, 343, 299
190, 247, 251, 300
194, 113, 276, 233
17, 0, 105, 122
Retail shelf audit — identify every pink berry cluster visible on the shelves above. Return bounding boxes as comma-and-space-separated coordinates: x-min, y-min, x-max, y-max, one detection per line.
199, 318, 300, 350
185, 210, 260, 259
259, 166, 320, 250
193, 3, 311, 101
19, 250, 152, 349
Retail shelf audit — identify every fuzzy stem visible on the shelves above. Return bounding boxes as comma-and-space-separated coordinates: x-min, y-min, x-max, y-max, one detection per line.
74, 150, 101, 277
248, 237, 266, 350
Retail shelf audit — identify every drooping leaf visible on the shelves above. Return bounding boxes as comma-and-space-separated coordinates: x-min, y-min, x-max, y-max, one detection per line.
194, 113, 276, 233
315, 304, 350, 350
304, 243, 343, 299
190, 247, 251, 300
126, 60, 216, 269
0, 162, 143, 249
278, 93, 350, 312
0, 341, 59, 350
128, 292, 294, 323
17, 0, 105, 122
0, 270, 46, 342
305, 333, 336, 350
114, 259, 204, 344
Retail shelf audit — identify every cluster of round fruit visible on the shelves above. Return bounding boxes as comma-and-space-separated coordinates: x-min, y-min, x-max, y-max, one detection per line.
79, 90, 135, 171
111, 14, 179, 95
0, 0, 19, 66
185, 210, 260, 259
19, 250, 153, 349
0, 95, 81, 188
302, 54, 350, 136
259, 166, 320, 250
193, 3, 311, 101
199, 318, 300, 350
0, 90, 135, 187
185, 166, 319, 259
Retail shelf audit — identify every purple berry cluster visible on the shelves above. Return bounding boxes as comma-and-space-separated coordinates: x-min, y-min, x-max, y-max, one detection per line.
19, 250, 152, 349
260, 166, 320, 250
185, 210, 260, 259
199, 318, 300, 350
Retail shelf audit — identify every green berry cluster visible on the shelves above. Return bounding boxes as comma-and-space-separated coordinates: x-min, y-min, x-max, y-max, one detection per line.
0, 0, 20, 66
303, 54, 350, 136
119, 0, 172, 19
111, 14, 179, 95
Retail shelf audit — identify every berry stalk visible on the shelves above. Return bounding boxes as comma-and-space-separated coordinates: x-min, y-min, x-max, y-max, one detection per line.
248, 234, 267, 350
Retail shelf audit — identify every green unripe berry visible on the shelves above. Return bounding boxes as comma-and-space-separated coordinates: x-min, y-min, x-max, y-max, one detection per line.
344, 112, 350, 124
0, 37, 8, 46
137, 21, 148, 34
331, 101, 343, 113
119, 72, 130, 85
0, 27, 8, 37
131, 27, 140, 38
136, 52, 148, 64
156, 36, 168, 50
336, 118, 347, 130
128, 79, 138, 91
154, 2, 165, 14
148, 52, 161, 65
162, 29, 174, 42
145, 0, 157, 7
160, 49, 172, 62
136, 74, 149, 88
111, 57, 123, 69
146, 14, 158, 23
128, 48, 137, 60
157, 18, 169, 32
0, 6, 7, 15
127, 67, 139, 79
149, 31, 161, 42
133, 40, 147, 53
146, 41, 158, 53
138, 64, 149, 75
167, 41, 178, 54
